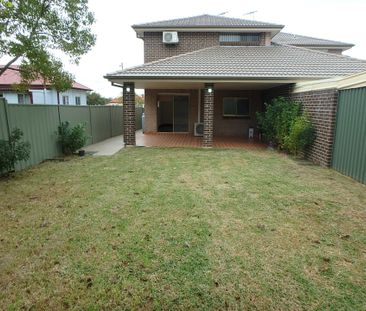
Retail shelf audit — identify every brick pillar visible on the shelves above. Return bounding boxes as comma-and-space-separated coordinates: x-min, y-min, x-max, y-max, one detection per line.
203, 83, 214, 147
123, 82, 136, 146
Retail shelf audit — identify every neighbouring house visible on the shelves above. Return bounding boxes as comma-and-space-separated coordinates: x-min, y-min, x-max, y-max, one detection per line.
104, 14, 366, 166
0, 65, 92, 105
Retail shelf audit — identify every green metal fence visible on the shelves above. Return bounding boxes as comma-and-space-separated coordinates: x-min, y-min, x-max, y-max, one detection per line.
0, 99, 143, 170
332, 87, 366, 184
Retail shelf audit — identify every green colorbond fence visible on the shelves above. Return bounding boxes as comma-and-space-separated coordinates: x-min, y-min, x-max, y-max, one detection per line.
332, 87, 366, 184
0, 99, 143, 170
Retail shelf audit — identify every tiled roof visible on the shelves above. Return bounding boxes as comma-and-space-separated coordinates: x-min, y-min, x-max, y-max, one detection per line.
0, 65, 92, 91
133, 14, 284, 29
106, 45, 366, 80
273, 32, 354, 48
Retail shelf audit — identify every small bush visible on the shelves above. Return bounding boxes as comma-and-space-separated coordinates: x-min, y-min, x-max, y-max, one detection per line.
58, 121, 87, 155
0, 128, 31, 176
284, 114, 315, 156
256, 97, 301, 149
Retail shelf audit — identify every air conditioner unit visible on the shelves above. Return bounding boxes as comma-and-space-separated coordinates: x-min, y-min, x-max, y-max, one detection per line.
194, 122, 204, 137
163, 31, 179, 44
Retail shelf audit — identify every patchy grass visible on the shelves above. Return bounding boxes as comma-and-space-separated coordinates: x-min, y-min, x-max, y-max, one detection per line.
0, 147, 365, 310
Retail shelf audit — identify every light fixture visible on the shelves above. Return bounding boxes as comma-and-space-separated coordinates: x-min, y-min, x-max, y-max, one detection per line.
126, 87, 131, 92
207, 87, 213, 93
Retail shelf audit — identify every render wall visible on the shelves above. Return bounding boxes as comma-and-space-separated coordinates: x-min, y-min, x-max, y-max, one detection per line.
3, 89, 87, 105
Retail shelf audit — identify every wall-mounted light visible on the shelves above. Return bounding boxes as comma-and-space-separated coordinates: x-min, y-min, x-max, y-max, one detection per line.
207, 87, 213, 93
126, 87, 131, 92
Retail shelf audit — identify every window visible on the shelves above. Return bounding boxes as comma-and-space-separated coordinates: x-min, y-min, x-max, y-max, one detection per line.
223, 97, 250, 117
17, 94, 30, 104
75, 96, 81, 105
219, 33, 261, 43
62, 95, 69, 105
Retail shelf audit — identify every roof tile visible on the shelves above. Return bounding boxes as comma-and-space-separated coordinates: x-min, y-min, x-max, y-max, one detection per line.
273, 32, 353, 48
133, 14, 283, 29
106, 45, 366, 80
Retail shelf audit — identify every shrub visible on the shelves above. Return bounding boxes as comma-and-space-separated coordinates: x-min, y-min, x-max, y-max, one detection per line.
256, 97, 301, 149
58, 121, 87, 155
284, 114, 315, 156
0, 128, 31, 176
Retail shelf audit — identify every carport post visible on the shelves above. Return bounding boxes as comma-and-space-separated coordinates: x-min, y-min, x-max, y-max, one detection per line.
123, 82, 136, 146
203, 83, 214, 147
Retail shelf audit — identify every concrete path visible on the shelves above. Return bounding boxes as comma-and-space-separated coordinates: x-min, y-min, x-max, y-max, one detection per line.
83, 135, 124, 156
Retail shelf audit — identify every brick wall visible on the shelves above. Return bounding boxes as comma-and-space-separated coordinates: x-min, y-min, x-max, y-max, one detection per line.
143, 31, 271, 63
214, 90, 262, 137
144, 89, 199, 133
144, 32, 219, 63
291, 88, 338, 167
203, 84, 214, 147
123, 83, 136, 146
262, 85, 338, 167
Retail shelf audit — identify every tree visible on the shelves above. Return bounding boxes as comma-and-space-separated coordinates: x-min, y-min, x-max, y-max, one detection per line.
87, 92, 109, 105
0, 0, 96, 92
109, 94, 145, 106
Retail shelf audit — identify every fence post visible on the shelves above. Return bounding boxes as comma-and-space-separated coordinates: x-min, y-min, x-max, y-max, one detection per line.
2, 98, 11, 140
88, 105, 94, 144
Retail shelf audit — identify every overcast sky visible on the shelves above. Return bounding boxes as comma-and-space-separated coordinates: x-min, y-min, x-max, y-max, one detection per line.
2, 0, 366, 97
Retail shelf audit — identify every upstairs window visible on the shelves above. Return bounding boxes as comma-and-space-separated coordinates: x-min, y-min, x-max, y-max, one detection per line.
219, 33, 261, 44
223, 97, 250, 117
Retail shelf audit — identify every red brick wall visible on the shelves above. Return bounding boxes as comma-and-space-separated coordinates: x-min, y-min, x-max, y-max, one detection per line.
145, 88, 263, 138
123, 83, 136, 146
143, 32, 219, 63
213, 90, 262, 137
144, 89, 199, 133
143, 31, 271, 63
203, 84, 214, 147
291, 88, 338, 167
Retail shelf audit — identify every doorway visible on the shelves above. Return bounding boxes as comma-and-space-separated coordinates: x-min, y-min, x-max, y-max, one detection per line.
157, 95, 189, 132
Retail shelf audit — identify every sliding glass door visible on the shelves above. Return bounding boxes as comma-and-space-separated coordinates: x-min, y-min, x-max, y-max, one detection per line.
157, 95, 189, 132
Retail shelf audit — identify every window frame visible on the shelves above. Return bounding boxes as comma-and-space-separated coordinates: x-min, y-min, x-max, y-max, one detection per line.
219, 33, 261, 43
17, 93, 30, 104
222, 97, 250, 118
62, 95, 69, 105
75, 96, 81, 105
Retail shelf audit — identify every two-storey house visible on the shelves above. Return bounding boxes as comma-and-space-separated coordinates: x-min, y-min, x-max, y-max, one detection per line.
105, 14, 366, 165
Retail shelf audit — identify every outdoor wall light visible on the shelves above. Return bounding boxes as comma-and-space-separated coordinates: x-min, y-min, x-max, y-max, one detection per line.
126, 87, 131, 92
207, 87, 213, 93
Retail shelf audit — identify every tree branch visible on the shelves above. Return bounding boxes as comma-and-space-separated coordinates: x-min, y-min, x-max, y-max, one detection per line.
0, 55, 20, 76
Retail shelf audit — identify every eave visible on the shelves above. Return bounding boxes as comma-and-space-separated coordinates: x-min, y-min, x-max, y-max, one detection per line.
133, 27, 284, 38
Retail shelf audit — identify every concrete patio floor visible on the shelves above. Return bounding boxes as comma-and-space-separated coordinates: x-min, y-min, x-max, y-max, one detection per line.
83, 135, 124, 156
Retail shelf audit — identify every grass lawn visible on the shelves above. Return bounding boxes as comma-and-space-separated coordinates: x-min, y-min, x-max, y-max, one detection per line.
0, 147, 365, 310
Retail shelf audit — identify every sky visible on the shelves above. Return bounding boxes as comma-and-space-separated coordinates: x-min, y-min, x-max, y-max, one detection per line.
2, 0, 366, 98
